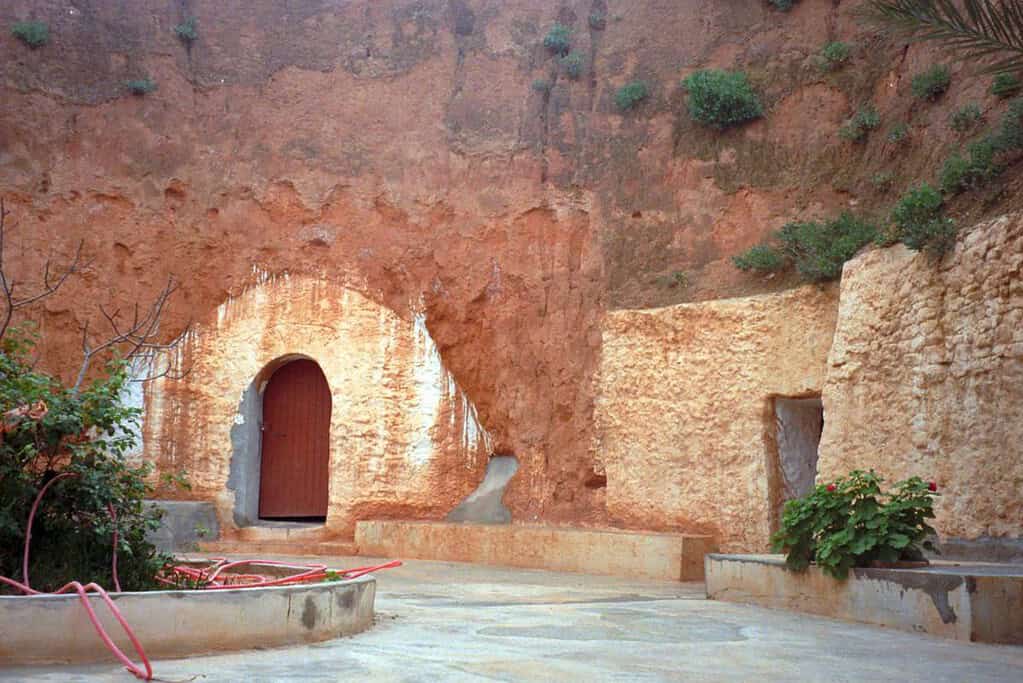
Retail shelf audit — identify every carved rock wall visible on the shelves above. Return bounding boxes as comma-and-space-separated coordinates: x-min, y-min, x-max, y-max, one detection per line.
143, 274, 491, 538
819, 214, 1023, 544
595, 286, 839, 551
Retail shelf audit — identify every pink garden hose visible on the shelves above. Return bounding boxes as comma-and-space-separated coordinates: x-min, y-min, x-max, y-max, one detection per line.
1, 473, 401, 680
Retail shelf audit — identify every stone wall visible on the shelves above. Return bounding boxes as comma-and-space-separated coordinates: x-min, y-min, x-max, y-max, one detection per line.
143, 273, 491, 539
594, 285, 839, 551
819, 214, 1023, 547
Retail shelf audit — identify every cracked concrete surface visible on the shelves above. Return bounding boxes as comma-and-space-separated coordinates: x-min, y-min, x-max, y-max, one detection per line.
2, 556, 1022, 682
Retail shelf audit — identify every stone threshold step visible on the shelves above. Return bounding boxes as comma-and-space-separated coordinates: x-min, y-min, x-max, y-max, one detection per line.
706, 553, 1023, 644
198, 540, 359, 557
355, 520, 716, 581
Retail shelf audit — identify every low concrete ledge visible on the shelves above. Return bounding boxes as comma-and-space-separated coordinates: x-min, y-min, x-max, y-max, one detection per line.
356, 520, 716, 581
706, 554, 1023, 644
0, 570, 375, 665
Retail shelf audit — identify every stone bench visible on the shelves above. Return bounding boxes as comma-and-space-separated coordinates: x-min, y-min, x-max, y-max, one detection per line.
355, 520, 716, 581
705, 553, 1023, 644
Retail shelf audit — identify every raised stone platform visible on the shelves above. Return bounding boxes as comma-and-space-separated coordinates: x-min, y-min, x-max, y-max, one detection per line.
0, 567, 375, 665
355, 521, 716, 581
706, 554, 1023, 644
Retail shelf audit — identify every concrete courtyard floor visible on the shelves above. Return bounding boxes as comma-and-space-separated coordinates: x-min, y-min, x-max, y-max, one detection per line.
3, 555, 1022, 682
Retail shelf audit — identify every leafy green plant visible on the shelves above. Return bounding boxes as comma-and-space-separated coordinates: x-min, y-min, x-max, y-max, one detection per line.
769, 0, 797, 10
949, 103, 983, 132
990, 97, 1023, 151
911, 64, 951, 100
532, 79, 552, 93
887, 122, 909, 143
543, 23, 571, 55
681, 69, 763, 129
771, 470, 938, 579
992, 72, 1021, 97
588, 11, 606, 30
173, 17, 198, 44
0, 328, 170, 593
615, 80, 649, 111
126, 78, 158, 95
862, 1, 1023, 76
940, 139, 999, 193
891, 183, 956, 255
732, 244, 786, 273
733, 213, 876, 282
819, 41, 851, 71
12, 21, 48, 48
839, 105, 881, 142
561, 51, 584, 80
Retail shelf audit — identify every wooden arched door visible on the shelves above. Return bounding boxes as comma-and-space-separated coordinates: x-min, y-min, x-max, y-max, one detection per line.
258, 359, 332, 520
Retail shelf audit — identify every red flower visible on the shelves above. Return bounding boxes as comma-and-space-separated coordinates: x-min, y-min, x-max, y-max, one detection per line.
826, 484, 836, 492
928, 482, 937, 492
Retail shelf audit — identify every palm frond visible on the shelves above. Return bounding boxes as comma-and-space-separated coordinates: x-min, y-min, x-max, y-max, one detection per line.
861, 0, 1023, 75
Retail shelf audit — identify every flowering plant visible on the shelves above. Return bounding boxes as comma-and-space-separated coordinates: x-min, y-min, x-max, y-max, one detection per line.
771, 470, 939, 579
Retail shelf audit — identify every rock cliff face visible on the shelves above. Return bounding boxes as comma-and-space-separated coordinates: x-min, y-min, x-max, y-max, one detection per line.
2, 0, 1021, 537
819, 213, 1023, 547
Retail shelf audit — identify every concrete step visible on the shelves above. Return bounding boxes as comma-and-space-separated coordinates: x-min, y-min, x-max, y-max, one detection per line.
705, 553, 1023, 644
355, 520, 716, 581
198, 539, 360, 557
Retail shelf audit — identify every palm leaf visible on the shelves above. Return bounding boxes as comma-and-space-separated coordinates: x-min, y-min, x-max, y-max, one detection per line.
860, 0, 1023, 75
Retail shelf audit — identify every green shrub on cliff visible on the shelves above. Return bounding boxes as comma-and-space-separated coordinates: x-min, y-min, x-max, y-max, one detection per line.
949, 103, 983, 132
543, 23, 571, 56
561, 51, 584, 80
911, 64, 951, 100
769, 0, 797, 10
733, 244, 786, 273
839, 105, 881, 143
891, 183, 956, 255
940, 139, 998, 194
682, 69, 763, 129
615, 80, 649, 111
819, 41, 851, 71
992, 73, 1021, 98
174, 17, 198, 44
733, 212, 877, 282
12, 21, 48, 48
126, 78, 158, 95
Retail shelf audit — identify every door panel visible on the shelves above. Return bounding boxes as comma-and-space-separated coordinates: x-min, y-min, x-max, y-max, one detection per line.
258, 359, 331, 519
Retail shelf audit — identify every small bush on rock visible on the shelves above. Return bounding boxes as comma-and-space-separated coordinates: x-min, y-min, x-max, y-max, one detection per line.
839, 105, 881, 143
615, 80, 649, 111
733, 212, 877, 282
543, 23, 571, 55
532, 79, 551, 93
911, 64, 951, 100
892, 183, 956, 255
769, 0, 797, 10
173, 17, 198, 44
560, 51, 584, 80
771, 470, 938, 579
12, 21, 48, 48
681, 69, 763, 129
819, 41, 851, 71
732, 244, 786, 273
588, 11, 606, 30
992, 73, 1021, 98
126, 78, 158, 95
949, 103, 983, 132
940, 139, 999, 194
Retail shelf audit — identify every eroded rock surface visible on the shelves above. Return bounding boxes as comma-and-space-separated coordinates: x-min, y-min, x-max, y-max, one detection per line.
819, 214, 1023, 544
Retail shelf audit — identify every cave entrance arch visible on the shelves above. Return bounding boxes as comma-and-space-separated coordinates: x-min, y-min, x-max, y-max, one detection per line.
258, 358, 332, 521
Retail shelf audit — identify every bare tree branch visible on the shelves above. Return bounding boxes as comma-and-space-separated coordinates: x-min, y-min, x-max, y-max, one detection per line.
72, 278, 192, 392
0, 198, 85, 340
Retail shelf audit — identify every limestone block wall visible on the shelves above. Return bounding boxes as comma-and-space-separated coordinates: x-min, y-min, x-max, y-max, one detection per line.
142, 272, 491, 539
595, 286, 839, 551
819, 213, 1023, 546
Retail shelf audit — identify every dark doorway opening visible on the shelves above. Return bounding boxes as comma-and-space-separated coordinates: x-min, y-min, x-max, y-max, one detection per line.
771, 396, 824, 527
258, 359, 331, 521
